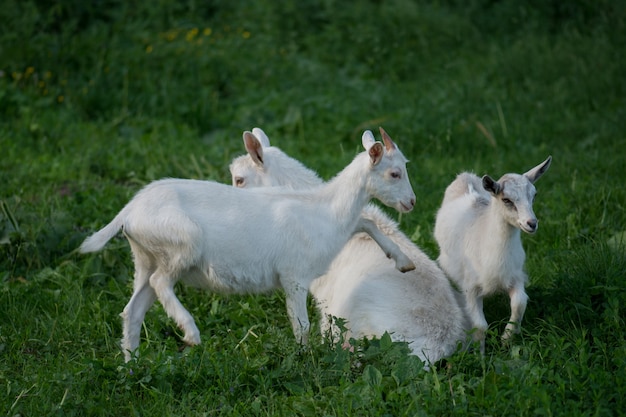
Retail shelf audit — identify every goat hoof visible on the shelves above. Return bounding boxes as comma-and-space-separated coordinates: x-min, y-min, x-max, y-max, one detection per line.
182, 333, 201, 346
398, 261, 416, 273
341, 340, 355, 352
501, 329, 518, 345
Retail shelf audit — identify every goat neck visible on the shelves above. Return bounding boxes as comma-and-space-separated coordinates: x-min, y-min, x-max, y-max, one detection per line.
321, 151, 373, 233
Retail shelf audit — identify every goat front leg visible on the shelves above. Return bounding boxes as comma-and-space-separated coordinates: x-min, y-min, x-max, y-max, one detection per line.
356, 218, 415, 272
282, 280, 311, 345
502, 282, 528, 344
465, 289, 488, 355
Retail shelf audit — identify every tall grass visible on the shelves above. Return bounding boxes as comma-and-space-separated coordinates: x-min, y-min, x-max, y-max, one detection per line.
1, 0, 625, 415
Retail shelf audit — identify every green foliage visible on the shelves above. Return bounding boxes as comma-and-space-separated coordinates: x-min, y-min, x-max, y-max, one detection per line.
1, 0, 625, 415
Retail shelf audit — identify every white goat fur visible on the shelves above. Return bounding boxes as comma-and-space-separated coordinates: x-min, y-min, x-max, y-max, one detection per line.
80, 130, 415, 362
229, 128, 468, 366
433, 156, 552, 352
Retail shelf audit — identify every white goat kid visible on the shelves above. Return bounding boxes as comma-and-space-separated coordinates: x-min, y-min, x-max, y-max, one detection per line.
434, 156, 552, 353
80, 130, 415, 362
234, 127, 416, 272
230, 128, 468, 366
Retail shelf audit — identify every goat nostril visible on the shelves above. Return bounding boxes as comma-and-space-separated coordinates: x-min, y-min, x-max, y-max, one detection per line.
527, 219, 537, 230
410, 198, 416, 207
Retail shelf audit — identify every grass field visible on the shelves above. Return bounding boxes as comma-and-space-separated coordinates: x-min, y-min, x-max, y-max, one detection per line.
2, 0, 626, 415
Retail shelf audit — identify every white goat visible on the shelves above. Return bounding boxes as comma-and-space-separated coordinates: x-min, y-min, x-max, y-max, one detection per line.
433, 156, 552, 353
230, 128, 468, 366
233, 128, 416, 273
80, 129, 415, 362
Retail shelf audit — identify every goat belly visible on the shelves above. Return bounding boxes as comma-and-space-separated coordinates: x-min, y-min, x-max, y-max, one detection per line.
179, 265, 279, 294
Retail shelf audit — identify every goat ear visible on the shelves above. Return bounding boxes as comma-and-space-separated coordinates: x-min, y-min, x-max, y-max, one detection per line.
252, 127, 271, 147
243, 131, 264, 166
379, 127, 397, 153
482, 175, 501, 195
363, 130, 384, 165
362, 130, 376, 150
524, 155, 552, 184
368, 142, 384, 166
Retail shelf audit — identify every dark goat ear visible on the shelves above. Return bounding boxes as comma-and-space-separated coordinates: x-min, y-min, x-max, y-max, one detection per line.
482, 175, 501, 195
368, 142, 384, 166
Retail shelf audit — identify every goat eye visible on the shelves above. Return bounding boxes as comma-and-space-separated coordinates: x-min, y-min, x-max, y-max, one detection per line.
502, 198, 515, 208
390, 171, 401, 179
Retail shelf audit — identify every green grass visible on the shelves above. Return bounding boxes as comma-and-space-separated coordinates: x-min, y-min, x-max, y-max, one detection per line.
1, 0, 626, 415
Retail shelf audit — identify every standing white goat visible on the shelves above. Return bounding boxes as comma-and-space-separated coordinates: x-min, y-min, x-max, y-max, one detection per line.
230, 128, 468, 366
433, 156, 552, 353
80, 129, 415, 362
233, 128, 416, 273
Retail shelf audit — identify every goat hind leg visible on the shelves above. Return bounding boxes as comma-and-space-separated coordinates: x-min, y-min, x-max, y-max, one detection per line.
121, 282, 157, 362
120, 256, 157, 362
150, 269, 201, 347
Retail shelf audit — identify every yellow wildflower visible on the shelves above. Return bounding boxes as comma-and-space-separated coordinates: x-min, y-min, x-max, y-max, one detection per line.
186, 28, 199, 42
165, 29, 178, 41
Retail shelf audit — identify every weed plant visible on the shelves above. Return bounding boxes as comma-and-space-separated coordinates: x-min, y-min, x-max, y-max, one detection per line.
1, 0, 625, 415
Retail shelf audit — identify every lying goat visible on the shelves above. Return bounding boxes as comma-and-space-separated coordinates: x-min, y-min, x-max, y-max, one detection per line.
230, 128, 467, 366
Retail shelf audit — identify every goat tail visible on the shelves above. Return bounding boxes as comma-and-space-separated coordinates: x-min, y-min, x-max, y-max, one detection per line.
79, 212, 125, 253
